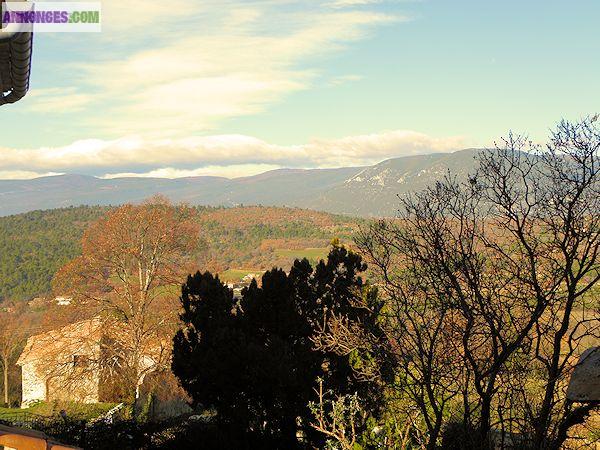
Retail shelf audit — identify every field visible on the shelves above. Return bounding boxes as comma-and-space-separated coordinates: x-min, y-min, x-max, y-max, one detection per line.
218, 248, 331, 282
273, 247, 329, 263
219, 269, 265, 283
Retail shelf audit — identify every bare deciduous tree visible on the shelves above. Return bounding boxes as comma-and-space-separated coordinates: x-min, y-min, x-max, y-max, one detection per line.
0, 303, 30, 406
309, 378, 362, 450
358, 117, 600, 449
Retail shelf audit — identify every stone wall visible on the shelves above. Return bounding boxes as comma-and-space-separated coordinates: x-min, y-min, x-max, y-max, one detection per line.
20, 362, 46, 407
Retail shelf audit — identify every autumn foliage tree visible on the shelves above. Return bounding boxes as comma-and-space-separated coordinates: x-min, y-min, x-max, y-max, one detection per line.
54, 197, 200, 403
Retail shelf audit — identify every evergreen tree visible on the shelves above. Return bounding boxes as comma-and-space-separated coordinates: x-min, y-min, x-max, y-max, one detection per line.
172, 272, 247, 427
172, 245, 387, 447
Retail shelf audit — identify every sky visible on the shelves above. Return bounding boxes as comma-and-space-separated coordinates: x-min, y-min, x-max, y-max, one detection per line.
0, 0, 598, 179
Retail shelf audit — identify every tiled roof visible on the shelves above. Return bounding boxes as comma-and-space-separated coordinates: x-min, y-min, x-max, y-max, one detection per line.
16, 318, 104, 366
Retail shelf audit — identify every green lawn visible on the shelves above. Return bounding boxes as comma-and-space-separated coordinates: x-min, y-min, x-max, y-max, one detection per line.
0, 401, 117, 421
219, 269, 264, 283
274, 247, 329, 262
217, 248, 330, 283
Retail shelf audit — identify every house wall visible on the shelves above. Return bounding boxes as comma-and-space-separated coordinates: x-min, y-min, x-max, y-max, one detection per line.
46, 365, 100, 404
21, 360, 101, 406
20, 362, 46, 407
19, 319, 165, 407
21, 346, 102, 406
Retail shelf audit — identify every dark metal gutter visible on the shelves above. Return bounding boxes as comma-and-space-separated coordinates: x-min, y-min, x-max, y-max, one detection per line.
0, 2, 33, 105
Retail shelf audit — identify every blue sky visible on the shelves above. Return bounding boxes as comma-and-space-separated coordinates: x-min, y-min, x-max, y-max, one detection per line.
0, 0, 598, 179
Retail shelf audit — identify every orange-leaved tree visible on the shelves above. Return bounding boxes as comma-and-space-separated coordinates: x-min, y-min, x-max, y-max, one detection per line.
54, 197, 200, 403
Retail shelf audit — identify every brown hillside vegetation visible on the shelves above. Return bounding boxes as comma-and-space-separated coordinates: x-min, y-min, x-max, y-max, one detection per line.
198, 206, 350, 228
196, 206, 363, 273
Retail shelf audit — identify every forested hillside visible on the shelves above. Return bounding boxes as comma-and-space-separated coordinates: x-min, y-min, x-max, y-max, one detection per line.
0, 205, 364, 301
0, 207, 108, 301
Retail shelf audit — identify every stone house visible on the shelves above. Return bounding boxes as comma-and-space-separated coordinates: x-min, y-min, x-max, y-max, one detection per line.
17, 319, 103, 406
16, 318, 160, 407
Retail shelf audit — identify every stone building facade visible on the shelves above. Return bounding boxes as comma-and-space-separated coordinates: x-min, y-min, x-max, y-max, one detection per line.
17, 319, 104, 406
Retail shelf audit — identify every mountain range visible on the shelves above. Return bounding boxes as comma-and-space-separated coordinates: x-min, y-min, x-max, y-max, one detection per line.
0, 149, 482, 217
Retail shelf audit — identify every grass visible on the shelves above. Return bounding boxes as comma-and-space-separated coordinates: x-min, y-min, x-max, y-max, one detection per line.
274, 247, 329, 262
219, 269, 264, 283
218, 249, 329, 283
0, 401, 118, 421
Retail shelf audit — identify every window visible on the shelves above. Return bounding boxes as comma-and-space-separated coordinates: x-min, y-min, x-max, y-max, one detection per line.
73, 354, 90, 368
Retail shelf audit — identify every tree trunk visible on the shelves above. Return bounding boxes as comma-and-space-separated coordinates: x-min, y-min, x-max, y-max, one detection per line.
427, 428, 440, 450
549, 403, 599, 450
532, 294, 577, 449
426, 413, 443, 450
3, 356, 9, 406
478, 397, 492, 449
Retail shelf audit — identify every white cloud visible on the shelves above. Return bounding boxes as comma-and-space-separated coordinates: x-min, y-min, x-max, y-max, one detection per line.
328, 0, 416, 8
0, 171, 64, 180
100, 0, 193, 31
26, 88, 95, 113
0, 130, 467, 179
329, 0, 383, 7
28, 1, 402, 137
102, 164, 283, 179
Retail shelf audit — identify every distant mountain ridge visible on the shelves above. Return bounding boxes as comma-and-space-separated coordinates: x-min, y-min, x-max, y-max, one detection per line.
0, 149, 483, 217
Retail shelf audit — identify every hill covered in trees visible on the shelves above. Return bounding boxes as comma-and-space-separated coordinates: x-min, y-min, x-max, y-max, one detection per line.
0, 206, 109, 301
0, 205, 364, 302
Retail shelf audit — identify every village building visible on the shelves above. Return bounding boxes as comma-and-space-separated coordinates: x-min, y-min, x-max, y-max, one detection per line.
225, 272, 263, 299
17, 319, 103, 406
54, 296, 73, 306
242, 273, 258, 283
16, 318, 191, 419
16, 318, 158, 407
27, 297, 47, 309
